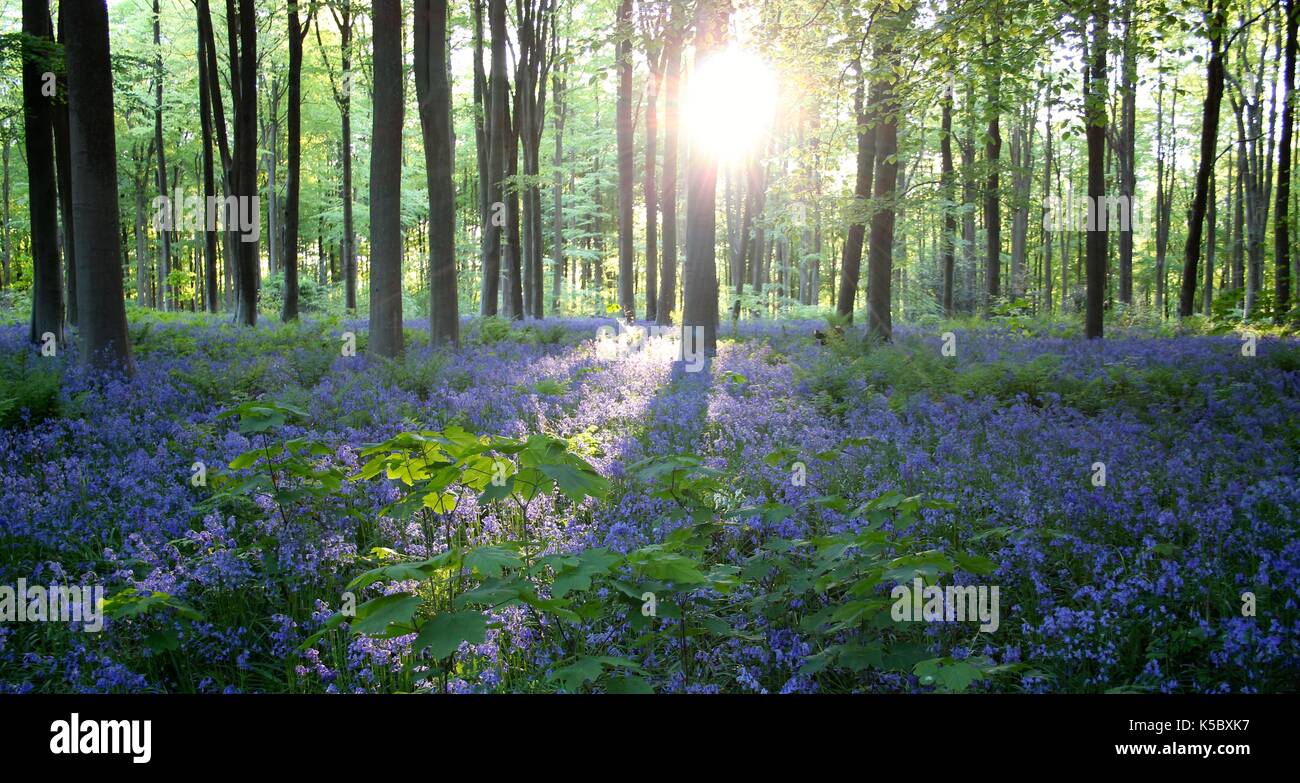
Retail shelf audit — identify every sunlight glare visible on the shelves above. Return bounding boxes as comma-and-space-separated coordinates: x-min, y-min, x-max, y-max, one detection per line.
685, 48, 779, 163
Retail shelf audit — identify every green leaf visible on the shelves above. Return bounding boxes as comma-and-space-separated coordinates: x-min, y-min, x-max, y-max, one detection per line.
464, 545, 522, 578
414, 611, 488, 659
539, 462, 609, 502
605, 675, 654, 694
351, 593, 421, 636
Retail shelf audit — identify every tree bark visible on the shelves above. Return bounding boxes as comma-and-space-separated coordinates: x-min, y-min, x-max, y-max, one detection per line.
368, 0, 404, 357
1179, 0, 1226, 318
23, 0, 63, 348
616, 0, 636, 321
416, 0, 460, 345
835, 60, 874, 322
66, 0, 133, 373
682, 0, 728, 354
657, 10, 683, 326
1276, 0, 1297, 318
1085, 1, 1109, 338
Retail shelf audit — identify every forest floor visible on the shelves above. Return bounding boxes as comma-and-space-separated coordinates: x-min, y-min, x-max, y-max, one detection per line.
1, 312, 1297, 693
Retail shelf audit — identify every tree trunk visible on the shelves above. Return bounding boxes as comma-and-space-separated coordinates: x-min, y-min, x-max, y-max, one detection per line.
615, 0, 636, 321
53, 8, 75, 327
835, 60, 874, 322
233, 0, 258, 325
282, 0, 306, 320
682, 0, 728, 354
416, 0, 460, 345
1085, 1, 1108, 338
1276, 0, 1297, 319
367, 0, 403, 357
657, 11, 682, 326
66, 0, 133, 373
941, 74, 956, 316
1179, 0, 1226, 318
867, 21, 903, 341
23, 0, 63, 347
153, 0, 172, 311
481, 0, 507, 315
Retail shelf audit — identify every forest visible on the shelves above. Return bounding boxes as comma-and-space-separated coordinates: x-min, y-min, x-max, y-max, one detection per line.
0, 0, 1296, 695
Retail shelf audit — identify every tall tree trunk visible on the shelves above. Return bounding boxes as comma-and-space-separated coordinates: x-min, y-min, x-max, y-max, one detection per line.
984, 25, 1003, 309
481, 0, 507, 315
1276, 0, 1297, 319
282, 1, 307, 320
644, 47, 661, 322
53, 8, 75, 327
1084, 1, 1109, 338
152, 0, 172, 311
615, 0, 636, 321
233, 0, 259, 325
657, 11, 682, 326
867, 12, 907, 341
682, 0, 728, 354
198, 21, 219, 313
1179, 0, 1226, 318
552, 63, 565, 314
1042, 89, 1054, 313
66, 0, 133, 373
941, 74, 956, 316
368, 0, 404, 357
1118, 3, 1137, 305
416, 0, 459, 345
835, 60, 874, 322
22, 0, 62, 347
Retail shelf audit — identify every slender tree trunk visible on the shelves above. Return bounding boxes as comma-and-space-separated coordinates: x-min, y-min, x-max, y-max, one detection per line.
198, 22, 219, 313
984, 26, 1003, 309
1118, 3, 1137, 305
53, 8, 75, 327
836, 60, 874, 322
1084, 1, 1108, 338
152, 0, 172, 311
66, 0, 133, 372
552, 64, 565, 314
233, 0, 258, 325
615, 0, 636, 321
1276, 0, 1297, 318
1180, 0, 1226, 318
941, 74, 956, 316
644, 52, 661, 322
23, 0, 63, 347
481, 0, 507, 315
416, 0, 459, 345
657, 13, 682, 326
282, 1, 307, 320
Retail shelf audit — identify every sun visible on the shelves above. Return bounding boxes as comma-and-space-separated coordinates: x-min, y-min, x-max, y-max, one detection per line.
684, 47, 779, 164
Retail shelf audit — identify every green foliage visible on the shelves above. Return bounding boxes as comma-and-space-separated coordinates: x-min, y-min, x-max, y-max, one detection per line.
0, 350, 61, 428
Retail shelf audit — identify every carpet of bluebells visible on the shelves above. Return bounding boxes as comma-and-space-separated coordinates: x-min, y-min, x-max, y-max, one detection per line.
1, 312, 1298, 693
